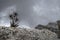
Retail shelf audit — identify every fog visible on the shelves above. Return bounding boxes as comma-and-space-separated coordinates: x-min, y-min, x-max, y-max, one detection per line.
0, 0, 60, 28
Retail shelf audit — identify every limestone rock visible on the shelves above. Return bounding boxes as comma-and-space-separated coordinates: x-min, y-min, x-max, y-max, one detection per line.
0, 27, 58, 40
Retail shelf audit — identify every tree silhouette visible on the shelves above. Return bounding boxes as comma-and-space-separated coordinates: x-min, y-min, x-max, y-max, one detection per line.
9, 12, 19, 27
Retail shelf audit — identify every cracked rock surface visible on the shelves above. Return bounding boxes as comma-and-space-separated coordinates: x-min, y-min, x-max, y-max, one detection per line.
0, 27, 58, 40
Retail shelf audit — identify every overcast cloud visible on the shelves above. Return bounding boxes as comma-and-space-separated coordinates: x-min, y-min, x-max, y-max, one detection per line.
0, 0, 60, 28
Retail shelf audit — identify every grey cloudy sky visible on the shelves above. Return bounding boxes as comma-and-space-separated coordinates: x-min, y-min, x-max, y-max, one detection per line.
0, 0, 60, 28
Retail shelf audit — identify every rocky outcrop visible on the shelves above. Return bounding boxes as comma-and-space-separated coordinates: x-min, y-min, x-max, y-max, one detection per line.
0, 27, 58, 40
35, 23, 58, 33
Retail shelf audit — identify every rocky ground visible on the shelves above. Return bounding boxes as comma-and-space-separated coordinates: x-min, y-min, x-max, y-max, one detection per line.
0, 26, 59, 40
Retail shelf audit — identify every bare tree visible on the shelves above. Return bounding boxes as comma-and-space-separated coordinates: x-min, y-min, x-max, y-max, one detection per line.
9, 12, 19, 27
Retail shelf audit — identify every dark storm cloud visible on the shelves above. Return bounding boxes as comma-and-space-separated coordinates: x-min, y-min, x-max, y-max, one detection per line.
0, 0, 60, 28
